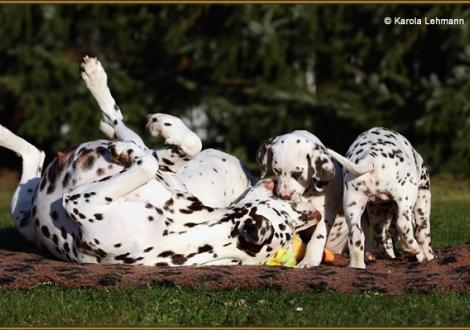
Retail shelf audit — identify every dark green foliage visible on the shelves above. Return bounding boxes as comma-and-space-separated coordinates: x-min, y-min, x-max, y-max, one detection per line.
0, 5, 469, 176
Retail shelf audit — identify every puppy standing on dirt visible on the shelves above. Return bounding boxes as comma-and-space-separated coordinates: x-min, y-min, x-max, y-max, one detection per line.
328, 127, 434, 269
257, 131, 349, 267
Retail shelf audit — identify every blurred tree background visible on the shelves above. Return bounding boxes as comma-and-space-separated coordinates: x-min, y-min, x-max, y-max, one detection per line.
0, 5, 469, 177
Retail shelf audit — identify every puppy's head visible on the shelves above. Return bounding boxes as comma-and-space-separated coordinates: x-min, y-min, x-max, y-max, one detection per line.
257, 130, 335, 201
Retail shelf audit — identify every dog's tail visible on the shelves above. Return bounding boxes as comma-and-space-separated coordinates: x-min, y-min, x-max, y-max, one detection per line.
327, 148, 373, 176
0, 124, 45, 242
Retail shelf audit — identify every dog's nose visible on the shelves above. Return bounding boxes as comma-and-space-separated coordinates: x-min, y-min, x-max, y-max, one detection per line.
280, 193, 292, 200
308, 210, 322, 222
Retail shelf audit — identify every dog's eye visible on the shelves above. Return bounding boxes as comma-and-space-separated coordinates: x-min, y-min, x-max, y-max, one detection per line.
273, 168, 281, 176
291, 171, 302, 180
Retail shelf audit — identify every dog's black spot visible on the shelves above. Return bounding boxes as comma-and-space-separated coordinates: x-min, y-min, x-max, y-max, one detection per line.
171, 254, 187, 265
158, 250, 175, 258
62, 171, 71, 187
60, 226, 67, 239
41, 226, 50, 238
198, 244, 213, 253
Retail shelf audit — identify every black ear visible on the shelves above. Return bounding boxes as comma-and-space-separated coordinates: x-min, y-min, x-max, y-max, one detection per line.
306, 145, 336, 191
240, 217, 273, 245
315, 154, 336, 182
305, 153, 315, 188
256, 137, 274, 178
241, 220, 260, 244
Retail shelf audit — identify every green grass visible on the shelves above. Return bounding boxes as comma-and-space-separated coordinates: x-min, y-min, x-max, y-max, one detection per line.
0, 286, 469, 326
0, 178, 469, 326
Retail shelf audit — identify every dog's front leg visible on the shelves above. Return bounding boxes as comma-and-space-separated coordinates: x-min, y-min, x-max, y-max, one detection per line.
297, 218, 327, 267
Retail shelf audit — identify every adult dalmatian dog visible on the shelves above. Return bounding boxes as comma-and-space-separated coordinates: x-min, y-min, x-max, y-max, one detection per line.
328, 127, 434, 268
257, 131, 349, 267
1, 56, 321, 266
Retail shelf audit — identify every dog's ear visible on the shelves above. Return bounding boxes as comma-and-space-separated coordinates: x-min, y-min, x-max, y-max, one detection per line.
240, 216, 273, 245
241, 220, 260, 244
306, 144, 336, 191
306, 153, 315, 189
256, 137, 275, 178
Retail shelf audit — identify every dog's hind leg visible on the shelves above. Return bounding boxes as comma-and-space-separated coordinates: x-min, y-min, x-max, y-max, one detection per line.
62, 142, 158, 224
369, 205, 396, 259
81, 55, 147, 149
0, 124, 45, 242
414, 165, 434, 261
62, 142, 160, 264
344, 194, 369, 269
395, 196, 426, 263
325, 215, 348, 254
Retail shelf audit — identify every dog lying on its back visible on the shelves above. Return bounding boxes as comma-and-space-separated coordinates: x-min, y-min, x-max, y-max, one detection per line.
1, 56, 321, 266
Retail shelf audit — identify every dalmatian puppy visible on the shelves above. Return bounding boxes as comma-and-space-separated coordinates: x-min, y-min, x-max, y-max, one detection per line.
328, 127, 434, 269
257, 131, 349, 267
1, 123, 321, 265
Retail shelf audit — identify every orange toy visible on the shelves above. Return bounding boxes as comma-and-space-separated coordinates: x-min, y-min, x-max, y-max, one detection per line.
294, 235, 335, 264
323, 248, 335, 264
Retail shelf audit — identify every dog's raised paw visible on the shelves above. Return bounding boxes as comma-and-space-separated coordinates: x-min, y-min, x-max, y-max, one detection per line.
81, 55, 107, 87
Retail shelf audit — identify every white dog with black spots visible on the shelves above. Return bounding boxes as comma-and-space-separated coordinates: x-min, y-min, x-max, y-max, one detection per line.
256, 132, 349, 267
328, 127, 434, 268
1, 56, 321, 266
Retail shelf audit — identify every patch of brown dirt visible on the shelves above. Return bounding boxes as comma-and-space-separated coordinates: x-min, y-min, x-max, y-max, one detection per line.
0, 245, 469, 295
0, 169, 19, 188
